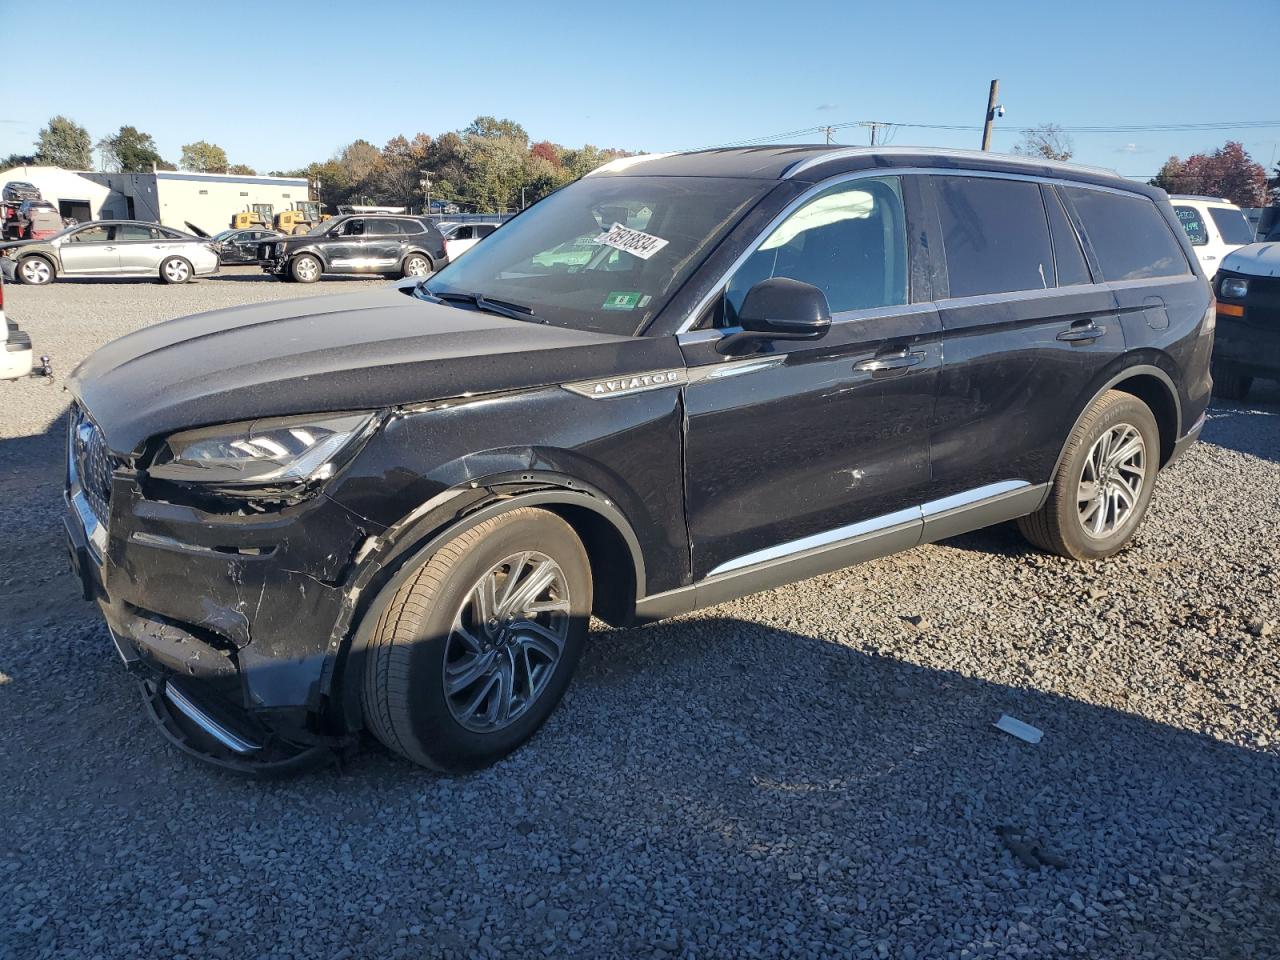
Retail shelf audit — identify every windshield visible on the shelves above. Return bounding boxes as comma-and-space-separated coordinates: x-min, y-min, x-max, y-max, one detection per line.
421, 175, 772, 335
306, 218, 335, 236
1208, 207, 1255, 245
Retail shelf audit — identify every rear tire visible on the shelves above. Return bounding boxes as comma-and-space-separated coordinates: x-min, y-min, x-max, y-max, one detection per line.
400, 252, 432, 279
1017, 390, 1159, 561
361, 507, 591, 771
159, 256, 193, 284
1211, 364, 1252, 402
16, 255, 53, 285
290, 254, 322, 283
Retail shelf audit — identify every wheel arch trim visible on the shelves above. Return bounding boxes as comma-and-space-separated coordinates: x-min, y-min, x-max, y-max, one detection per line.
324, 479, 647, 728
1052, 363, 1182, 479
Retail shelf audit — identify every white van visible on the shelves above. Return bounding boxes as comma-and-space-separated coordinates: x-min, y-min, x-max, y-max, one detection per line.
1170, 196, 1255, 274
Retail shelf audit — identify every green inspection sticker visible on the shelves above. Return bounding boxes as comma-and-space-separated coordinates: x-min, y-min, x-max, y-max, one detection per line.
602, 291, 643, 311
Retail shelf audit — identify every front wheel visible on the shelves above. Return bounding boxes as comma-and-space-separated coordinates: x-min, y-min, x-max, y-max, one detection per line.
361, 507, 591, 771
1017, 390, 1160, 561
16, 256, 53, 285
290, 254, 322, 283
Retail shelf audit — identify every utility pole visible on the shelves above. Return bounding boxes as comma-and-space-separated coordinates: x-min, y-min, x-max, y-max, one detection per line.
820, 126, 835, 144
855, 121, 887, 146
981, 79, 1001, 151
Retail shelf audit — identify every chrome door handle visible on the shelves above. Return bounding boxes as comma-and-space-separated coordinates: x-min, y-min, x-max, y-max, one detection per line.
103, 246, 116, 251
855, 351, 923, 373
1057, 322, 1104, 342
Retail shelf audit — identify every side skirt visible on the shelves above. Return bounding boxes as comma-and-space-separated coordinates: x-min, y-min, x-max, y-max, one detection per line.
634, 481, 1048, 622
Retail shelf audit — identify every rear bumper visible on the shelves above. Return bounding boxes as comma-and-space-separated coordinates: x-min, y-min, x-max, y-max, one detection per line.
1167, 410, 1206, 468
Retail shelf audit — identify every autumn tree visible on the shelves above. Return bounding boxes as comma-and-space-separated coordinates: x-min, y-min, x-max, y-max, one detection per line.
35, 116, 92, 169
180, 140, 230, 173
1011, 124, 1073, 162
96, 126, 170, 172
1150, 142, 1269, 208
227, 163, 257, 176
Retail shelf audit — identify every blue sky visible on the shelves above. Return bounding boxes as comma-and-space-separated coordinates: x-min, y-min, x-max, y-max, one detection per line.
1, 0, 1275, 181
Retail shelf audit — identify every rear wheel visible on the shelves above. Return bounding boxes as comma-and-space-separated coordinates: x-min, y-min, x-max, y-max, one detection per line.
1017, 390, 1160, 561
1211, 364, 1252, 402
401, 252, 431, 279
290, 254, 322, 283
159, 256, 192, 284
361, 507, 591, 771
16, 256, 53, 285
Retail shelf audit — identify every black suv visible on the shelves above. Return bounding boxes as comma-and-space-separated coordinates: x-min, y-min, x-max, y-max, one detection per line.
66, 147, 1212, 773
261, 213, 447, 283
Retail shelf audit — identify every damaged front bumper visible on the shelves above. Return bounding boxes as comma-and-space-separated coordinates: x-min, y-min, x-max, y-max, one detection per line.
64, 421, 381, 770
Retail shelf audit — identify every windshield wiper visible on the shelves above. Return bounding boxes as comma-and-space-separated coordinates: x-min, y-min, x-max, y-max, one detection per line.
420, 287, 547, 324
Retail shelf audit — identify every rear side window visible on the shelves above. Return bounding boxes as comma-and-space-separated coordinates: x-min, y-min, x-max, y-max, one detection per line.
1174, 205, 1209, 246
933, 176, 1053, 297
366, 218, 401, 235
1044, 186, 1092, 286
1063, 188, 1189, 281
1208, 207, 1254, 245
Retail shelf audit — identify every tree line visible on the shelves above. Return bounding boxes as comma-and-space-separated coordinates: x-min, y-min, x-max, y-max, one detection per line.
6, 114, 1277, 213
1, 114, 634, 214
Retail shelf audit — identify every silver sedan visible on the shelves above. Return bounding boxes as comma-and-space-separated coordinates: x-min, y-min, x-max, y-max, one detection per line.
0, 220, 220, 285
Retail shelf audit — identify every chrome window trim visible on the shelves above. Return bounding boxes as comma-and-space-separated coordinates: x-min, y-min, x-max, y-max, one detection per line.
705, 480, 1030, 578
781, 147, 1120, 181
674, 166, 1172, 335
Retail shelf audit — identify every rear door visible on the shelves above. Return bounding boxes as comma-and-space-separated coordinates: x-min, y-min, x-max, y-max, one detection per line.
681, 174, 942, 578
927, 174, 1124, 499
57, 224, 119, 275
115, 223, 165, 273
365, 218, 409, 270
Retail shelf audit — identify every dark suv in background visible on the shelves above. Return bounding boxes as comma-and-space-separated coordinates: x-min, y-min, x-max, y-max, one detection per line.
261, 213, 448, 282
66, 146, 1211, 774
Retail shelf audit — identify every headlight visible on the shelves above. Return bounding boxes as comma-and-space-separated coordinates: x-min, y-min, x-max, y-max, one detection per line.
148, 412, 375, 494
1220, 277, 1248, 299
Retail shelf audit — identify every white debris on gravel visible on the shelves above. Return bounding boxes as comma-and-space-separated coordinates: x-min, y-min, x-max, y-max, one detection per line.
1, 272, 1278, 959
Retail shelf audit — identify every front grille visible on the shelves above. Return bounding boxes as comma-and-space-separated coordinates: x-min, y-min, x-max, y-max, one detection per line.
69, 404, 113, 525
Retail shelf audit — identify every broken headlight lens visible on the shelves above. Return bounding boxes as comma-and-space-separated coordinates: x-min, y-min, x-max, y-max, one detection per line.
148, 412, 375, 493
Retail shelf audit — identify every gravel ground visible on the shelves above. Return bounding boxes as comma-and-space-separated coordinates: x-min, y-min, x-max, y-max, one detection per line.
1, 273, 1278, 959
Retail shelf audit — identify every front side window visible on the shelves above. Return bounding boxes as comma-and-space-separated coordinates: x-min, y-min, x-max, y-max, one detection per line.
1065, 188, 1189, 281
934, 176, 1054, 298
68, 226, 111, 243
451, 226, 474, 241
1174, 205, 1209, 246
1208, 206, 1254, 245
424, 174, 772, 335
340, 218, 365, 237
724, 176, 907, 321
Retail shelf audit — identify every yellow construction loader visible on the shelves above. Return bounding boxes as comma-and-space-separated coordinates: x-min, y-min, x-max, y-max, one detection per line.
274, 201, 329, 235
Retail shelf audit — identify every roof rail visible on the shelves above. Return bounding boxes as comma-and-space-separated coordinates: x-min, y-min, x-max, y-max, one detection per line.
585, 153, 675, 176
780, 145, 1119, 180
1169, 194, 1234, 204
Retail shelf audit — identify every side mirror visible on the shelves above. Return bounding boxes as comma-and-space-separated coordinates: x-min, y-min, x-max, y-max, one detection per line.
718, 277, 832, 354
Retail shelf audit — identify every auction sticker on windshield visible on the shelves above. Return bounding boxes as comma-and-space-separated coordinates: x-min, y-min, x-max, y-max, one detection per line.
595, 222, 669, 260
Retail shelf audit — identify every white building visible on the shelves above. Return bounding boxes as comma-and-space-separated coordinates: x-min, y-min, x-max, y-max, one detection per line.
0, 165, 111, 223
82, 170, 311, 234
0, 164, 311, 234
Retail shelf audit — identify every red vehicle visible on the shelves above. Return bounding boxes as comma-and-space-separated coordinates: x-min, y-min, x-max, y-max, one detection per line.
1, 181, 42, 240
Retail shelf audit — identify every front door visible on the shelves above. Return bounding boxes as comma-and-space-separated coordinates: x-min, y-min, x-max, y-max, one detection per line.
327, 218, 367, 270
680, 175, 942, 579
57, 224, 119, 275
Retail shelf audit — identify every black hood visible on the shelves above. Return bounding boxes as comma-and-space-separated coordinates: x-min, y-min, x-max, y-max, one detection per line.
69, 285, 663, 453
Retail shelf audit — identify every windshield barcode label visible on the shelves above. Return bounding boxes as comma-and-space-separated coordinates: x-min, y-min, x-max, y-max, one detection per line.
594, 223, 669, 260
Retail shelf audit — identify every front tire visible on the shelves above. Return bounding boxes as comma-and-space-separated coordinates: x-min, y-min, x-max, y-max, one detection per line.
1017, 390, 1160, 561
159, 256, 192, 284
361, 507, 591, 771
16, 255, 53, 285
290, 254, 322, 283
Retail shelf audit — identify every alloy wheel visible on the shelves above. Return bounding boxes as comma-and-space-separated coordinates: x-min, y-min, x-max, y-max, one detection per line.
20, 259, 51, 284
164, 259, 190, 282
405, 256, 429, 277
443, 551, 571, 733
1076, 422, 1146, 538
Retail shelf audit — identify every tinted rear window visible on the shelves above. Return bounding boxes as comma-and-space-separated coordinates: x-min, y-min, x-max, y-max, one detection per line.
934, 176, 1054, 297
1044, 186, 1092, 286
1064, 188, 1189, 281
1208, 207, 1254, 245
1174, 206, 1209, 245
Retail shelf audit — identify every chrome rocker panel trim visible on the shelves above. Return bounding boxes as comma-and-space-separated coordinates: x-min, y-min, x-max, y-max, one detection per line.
635, 480, 1047, 622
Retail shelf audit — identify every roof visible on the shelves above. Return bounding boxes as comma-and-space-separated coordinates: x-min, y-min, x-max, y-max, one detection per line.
589, 145, 1151, 196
